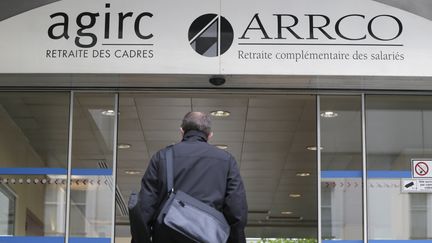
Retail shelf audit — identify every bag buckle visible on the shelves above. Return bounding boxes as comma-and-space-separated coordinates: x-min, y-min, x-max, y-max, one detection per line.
168, 188, 175, 195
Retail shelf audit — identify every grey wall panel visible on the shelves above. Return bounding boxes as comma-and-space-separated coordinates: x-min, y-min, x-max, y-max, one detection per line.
374, 0, 432, 21
0, 0, 60, 21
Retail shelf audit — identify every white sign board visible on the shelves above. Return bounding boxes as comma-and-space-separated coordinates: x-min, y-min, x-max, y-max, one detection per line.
411, 159, 432, 178
401, 179, 432, 193
1, 0, 432, 75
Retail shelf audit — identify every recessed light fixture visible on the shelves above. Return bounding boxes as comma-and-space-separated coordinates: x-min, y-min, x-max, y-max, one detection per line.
306, 146, 323, 151
289, 194, 302, 198
281, 211, 293, 215
125, 170, 144, 175
215, 144, 228, 150
118, 143, 132, 149
320, 111, 338, 118
296, 172, 311, 177
101, 109, 115, 116
210, 110, 231, 117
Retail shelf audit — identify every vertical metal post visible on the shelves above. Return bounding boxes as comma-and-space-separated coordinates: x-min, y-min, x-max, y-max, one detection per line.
317, 95, 322, 243
65, 91, 74, 243
218, 0, 222, 72
361, 94, 368, 243
110, 93, 119, 243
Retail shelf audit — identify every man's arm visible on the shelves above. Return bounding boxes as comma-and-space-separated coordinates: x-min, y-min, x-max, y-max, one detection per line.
129, 152, 162, 243
223, 155, 248, 243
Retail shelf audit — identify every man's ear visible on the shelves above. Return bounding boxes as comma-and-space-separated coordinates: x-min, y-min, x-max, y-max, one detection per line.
208, 132, 214, 140
180, 127, 184, 136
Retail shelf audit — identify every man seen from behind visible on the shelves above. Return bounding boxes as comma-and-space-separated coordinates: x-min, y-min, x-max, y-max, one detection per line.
129, 111, 248, 243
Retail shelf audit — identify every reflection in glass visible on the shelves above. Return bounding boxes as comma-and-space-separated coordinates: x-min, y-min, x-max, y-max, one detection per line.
0, 184, 15, 235
0, 92, 70, 237
0, 93, 70, 168
0, 175, 66, 236
366, 95, 432, 240
320, 96, 363, 240
70, 175, 113, 238
70, 93, 116, 239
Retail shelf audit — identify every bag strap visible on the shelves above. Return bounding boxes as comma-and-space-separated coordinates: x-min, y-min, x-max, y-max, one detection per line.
166, 147, 174, 193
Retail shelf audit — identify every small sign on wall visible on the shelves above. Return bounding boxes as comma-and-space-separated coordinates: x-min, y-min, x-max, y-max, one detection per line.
411, 159, 432, 178
402, 159, 432, 193
401, 179, 432, 193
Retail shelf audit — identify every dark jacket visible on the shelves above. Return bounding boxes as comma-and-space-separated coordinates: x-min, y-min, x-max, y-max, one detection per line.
129, 130, 248, 243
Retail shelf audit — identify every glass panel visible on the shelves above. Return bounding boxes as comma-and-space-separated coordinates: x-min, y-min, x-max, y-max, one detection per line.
0, 92, 69, 239
320, 96, 363, 241
366, 95, 432, 240
0, 184, 15, 235
69, 93, 116, 240
116, 93, 317, 242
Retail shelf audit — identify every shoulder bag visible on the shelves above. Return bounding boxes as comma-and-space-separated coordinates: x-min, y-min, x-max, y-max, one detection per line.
156, 147, 230, 243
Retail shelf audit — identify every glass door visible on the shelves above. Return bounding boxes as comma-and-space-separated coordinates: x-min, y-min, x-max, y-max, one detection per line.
319, 95, 363, 242
366, 95, 432, 241
115, 93, 318, 243
0, 92, 70, 242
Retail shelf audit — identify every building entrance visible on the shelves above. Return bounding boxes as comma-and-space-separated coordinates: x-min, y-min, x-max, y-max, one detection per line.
9, 91, 432, 243
115, 93, 319, 242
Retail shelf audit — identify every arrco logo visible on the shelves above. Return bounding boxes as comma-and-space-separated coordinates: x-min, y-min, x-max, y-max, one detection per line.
188, 14, 234, 57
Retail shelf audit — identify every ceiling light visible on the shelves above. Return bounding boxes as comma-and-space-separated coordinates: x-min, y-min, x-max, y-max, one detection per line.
215, 144, 228, 150
125, 170, 144, 175
306, 146, 323, 151
281, 211, 293, 215
118, 143, 132, 149
320, 111, 338, 118
289, 194, 302, 198
210, 110, 230, 117
101, 109, 115, 116
296, 172, 311, 177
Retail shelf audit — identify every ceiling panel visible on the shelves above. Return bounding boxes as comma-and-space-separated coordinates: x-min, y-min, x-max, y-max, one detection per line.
193, 106, 247, 120
248, 96, 310, 108
244, 131, 294, 143
210, 131, 244, 142
139, 119, 180, 130
240, 160, 285, 170
116, 160, 148, 169
192, 97, 249, 107
247, 107, 304, 121
245, 120, 299, 132
143, 131, 182, 141
137, 106, 191, 119
118, 130, 145, 141
241, 170, 282, 178
118, 141, 148, 152
243, 178, 280, 188
119, 97, 135, 106
243, 142, 290, 153
76, 96, 115, 106
119, 119, 142, 131
118, 106, 139, 119
242, 152, 286, 161
135, 97, 191, 107
28, 105, 69, 118
118, 151, 149, 161
244, 183, 279, 192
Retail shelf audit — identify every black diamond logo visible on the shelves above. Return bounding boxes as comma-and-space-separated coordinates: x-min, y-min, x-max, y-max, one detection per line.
189, 14, 234, 57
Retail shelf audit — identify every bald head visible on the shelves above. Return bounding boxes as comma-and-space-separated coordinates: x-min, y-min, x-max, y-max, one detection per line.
181, 112, 212, 137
